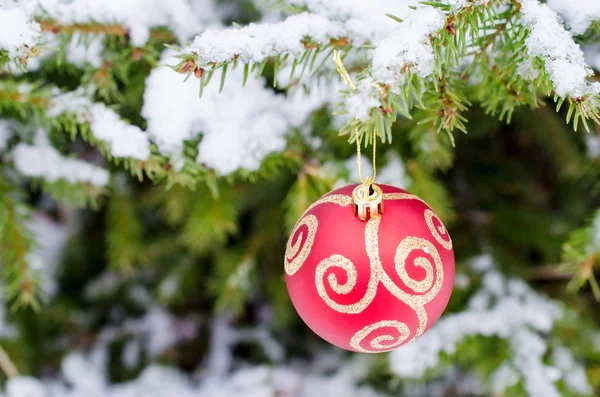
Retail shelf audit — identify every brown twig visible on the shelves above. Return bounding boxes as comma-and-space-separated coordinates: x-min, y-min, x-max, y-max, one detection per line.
38, 20, 175, 42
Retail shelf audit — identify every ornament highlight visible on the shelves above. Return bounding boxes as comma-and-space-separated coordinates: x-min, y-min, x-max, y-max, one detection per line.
284, 183, 455, 353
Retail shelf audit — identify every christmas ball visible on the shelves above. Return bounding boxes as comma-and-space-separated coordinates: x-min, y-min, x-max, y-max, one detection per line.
284, 184, 455, 353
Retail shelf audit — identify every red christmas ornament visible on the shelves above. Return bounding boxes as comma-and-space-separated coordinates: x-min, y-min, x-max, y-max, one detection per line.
284, 183, 455, 353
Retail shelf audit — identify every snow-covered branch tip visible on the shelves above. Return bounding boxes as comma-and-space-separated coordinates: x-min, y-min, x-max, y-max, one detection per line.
175, 0, 600, 144
0, 6, 42, 68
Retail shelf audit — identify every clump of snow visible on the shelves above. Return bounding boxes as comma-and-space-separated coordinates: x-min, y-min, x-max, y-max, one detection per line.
389, 255, 587, 396
520, 0, 597, 98
143, 51, 334, 175
187, 0, 425, 64
17, 0, 221, 47
491, 364, 519, 395
187, 13, 344, 64
510, 329, 561, 397
7, 314, 386, 397
12, 142, 110, 186
48, 89, 150, 160
550, 345, 593, 395
289, 0, 420, 44
344, 77, 381, 122
6, 376, 46, 397
372, 6, 446, 85
547, 0, 600, 35
0, 5, 41, 59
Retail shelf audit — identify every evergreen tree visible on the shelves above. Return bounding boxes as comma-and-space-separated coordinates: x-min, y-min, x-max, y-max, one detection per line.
0, 0, 599, 396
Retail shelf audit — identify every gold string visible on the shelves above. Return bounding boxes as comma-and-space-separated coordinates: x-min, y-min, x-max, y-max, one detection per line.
333, 50, 377, 185
356, 128, 377, 184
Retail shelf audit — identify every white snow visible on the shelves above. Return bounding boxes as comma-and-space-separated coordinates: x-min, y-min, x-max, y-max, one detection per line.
48, 89, 151, 161
0, 5, 41, 59
520, 0, 597, 98
343, 77, 381, 122
547, 0, 600, 35
3, 316, 388, 397
372, 6, 446, 85
389, 255, 588, 396
187, 0, 422, 64
143, 51, 335, 175
12, 142, 110, 186
16, 0, 221, 47
289, 0, 420, 44
187, 13, 344, 64
6, 377, 45, 397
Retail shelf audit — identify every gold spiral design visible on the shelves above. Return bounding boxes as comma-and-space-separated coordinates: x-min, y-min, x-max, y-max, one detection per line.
315, 254, 378, 314
285, 214, 318, 276
424, 209, 452, 250
394, 236, 442, 296
350, 320, 411, 353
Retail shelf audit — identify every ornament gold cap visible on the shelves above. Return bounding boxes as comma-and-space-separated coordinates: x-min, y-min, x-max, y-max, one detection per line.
352, 177, 384, 221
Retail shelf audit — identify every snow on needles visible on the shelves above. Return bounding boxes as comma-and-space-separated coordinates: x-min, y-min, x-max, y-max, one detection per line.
0, 5, 41, 59
16, 0, 221, 47
520, 0, 599, 99
547, 0, 600, 36
389, 255, 590, 397
12, 142, 110, 187
288, 0, 420, 43
187, 13, 343, 64
187, 0, 421, 64
344, 6, 444, 121
372, 6, 445, 85
48, 89, 151, 161
143, 51, 336, 175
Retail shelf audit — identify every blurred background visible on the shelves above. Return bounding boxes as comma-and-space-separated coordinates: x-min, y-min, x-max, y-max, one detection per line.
0, 0, 599, 396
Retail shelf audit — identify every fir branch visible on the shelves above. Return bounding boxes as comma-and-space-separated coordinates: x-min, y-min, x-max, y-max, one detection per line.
180, 184, 240, 254
0, 170, 41, 309
106, 181, 146, 272
38, 19, 129, 37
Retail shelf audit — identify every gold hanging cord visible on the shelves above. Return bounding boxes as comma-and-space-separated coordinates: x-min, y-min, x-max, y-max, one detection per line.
333, 51, 384, 221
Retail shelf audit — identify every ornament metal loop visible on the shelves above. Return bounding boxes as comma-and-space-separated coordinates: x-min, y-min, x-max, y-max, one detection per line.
352, 177, 384, 221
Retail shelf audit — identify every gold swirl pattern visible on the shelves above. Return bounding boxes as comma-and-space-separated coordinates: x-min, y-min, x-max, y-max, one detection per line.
306, 194, 353, 213
285, 214, 318, 276
288, 191, 451, 348
316, 254, 378, 314
350, 320, 411, 353
424, 209, 452, 250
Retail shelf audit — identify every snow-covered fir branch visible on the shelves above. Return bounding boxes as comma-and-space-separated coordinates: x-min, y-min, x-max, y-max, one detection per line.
520, 0, 599, 98
547, 0, 600, 35
143, 51, 338, 174
178, 0, 600, 143
48, 89, 151, 161
390, 255, 592, 397
15, 0, 222, 46
0, 4, 41, 65
11, 141, 110, 187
